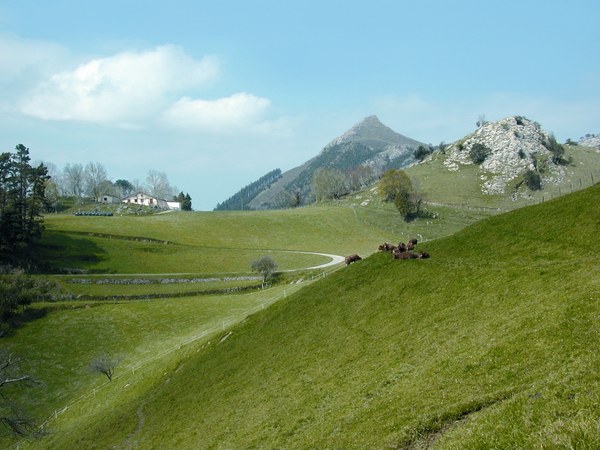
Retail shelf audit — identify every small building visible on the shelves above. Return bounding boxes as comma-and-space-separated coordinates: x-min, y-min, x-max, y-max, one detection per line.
98, 194, 120, 204
166, 201, 181, 210
122, 192, 168, 209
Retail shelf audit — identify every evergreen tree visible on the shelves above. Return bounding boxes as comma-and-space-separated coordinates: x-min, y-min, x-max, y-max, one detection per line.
182, 193, 192, 211
0, 145, 49, 264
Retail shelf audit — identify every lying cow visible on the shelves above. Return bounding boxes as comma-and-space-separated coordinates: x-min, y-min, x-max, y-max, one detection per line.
392, 250, 430, 260
393, 250, 419, 260
345, 254, 362, 265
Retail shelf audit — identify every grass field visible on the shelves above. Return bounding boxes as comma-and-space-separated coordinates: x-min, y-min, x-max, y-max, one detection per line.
5, 182, 598, 448
39, 199, 487, 276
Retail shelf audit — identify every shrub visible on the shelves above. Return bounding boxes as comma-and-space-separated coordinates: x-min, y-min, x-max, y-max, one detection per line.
469, 143, 491, 164
413, 145, 433, 162
543, 133, 568, 165
524, 170, 542, 191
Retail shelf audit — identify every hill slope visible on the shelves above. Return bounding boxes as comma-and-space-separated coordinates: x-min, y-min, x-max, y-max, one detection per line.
44, 183, 600, 448
408, 116, 600, 211
248, 115, 425, 209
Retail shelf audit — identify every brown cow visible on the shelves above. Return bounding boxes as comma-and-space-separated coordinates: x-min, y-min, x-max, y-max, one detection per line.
378, 243, 397, 252
419, 252, 430, 259
397, 242, 407, 252
345, 254, 362, 265
393, 251, 419, 260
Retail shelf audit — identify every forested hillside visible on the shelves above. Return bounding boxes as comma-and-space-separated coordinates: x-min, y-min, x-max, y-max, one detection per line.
214, 169, 282, 211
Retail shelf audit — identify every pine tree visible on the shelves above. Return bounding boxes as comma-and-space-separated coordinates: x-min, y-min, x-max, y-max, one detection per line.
0, 145, 49, 263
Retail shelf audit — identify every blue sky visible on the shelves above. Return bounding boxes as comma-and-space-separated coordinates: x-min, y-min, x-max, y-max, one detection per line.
1, 0, 599, 210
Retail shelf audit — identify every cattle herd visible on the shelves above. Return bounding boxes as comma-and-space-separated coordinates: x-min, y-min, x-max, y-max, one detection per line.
345, 238, 429, 266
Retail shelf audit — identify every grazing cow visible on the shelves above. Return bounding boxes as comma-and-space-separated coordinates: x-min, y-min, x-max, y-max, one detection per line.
345, 254, 362, 265
419, 251, 430, 259
379, 243, 397, 252
398, 242, 407, 252
409, 238, 418, 246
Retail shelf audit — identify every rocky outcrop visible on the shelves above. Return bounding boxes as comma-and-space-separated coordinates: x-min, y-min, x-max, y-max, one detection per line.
578, 133, 600, 150
444, 116, 566, 195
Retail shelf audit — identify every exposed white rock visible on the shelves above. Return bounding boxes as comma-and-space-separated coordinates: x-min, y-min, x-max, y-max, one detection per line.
444, 116, 566, 195
578, 133, 600, 150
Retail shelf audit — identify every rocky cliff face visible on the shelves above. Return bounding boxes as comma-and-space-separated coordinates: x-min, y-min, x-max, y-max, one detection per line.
444, 116, 566, 196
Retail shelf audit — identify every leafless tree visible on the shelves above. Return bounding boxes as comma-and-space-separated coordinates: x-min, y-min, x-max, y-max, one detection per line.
476, 114, 487, 128
0, 352, 38, 436
89, 352, 119, 381
145, 170, 175, 200
311, 168, 348, 202
63, 163, 85, 200
84, 162, 109, 201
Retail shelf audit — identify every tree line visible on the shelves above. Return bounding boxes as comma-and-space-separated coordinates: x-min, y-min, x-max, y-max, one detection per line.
43, 161, 191, 211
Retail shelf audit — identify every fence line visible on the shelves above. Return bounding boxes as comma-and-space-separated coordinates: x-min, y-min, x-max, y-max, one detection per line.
19, 270, 331, 445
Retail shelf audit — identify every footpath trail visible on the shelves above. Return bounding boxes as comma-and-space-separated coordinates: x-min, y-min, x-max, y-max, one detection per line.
61, 251, 347, 277
282, 251, 345, 271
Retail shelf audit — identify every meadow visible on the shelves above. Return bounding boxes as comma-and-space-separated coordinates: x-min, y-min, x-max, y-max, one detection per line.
3, 181, 599, 448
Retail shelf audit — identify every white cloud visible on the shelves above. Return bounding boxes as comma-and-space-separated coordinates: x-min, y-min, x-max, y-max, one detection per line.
20, 45, 219, 126
0, 34, 69, 80
162, 92, 276, 133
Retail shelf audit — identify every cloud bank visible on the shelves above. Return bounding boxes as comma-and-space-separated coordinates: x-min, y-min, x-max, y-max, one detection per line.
20, 45, 220, 126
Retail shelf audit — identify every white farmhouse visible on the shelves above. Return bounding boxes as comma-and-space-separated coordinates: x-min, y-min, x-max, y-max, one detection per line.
122, 192, 175, 209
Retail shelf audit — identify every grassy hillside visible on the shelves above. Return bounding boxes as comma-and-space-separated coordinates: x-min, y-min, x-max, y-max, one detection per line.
23, 183, 599, 448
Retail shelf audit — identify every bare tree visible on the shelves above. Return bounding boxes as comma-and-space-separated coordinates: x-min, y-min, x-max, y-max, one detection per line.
63, 163, 85, 200
89, 352, 119, 381
145, 170, 175, 200
0, 352, 38, 436
311, 168, 348, 202
476, 114, 487, 128
84, 162, 109, 201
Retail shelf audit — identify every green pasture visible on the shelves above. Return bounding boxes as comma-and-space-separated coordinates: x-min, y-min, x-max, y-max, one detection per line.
4, 282, 313, 449
41, 201, 482, 276
9, 183, 599, 448
39, 230, 334, 274
57, 277, 261, 298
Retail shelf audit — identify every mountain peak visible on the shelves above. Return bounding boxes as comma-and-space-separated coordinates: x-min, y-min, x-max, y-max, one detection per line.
327, 115, 411, 148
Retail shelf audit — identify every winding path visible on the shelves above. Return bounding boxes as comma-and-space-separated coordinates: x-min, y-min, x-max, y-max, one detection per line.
281, 251, 346, 271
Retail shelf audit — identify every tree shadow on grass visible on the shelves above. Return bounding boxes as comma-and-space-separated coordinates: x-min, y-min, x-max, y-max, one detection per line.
1, 307, 49, 338
34, 231, 107, 274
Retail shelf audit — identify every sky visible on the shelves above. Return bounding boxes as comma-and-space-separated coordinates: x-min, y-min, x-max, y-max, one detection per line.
1, 0, 599, 210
